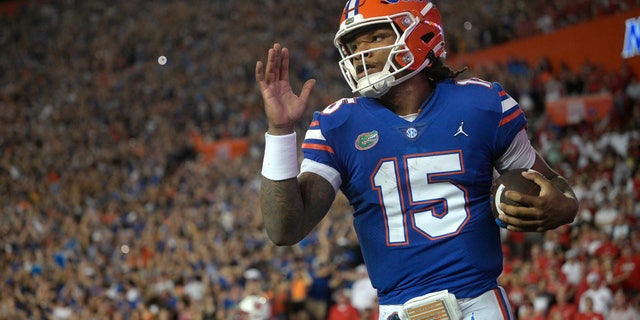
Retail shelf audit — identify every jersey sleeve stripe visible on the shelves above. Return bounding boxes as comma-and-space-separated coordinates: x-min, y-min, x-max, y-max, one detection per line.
304, 129, 326, 141
499, 108, 523, 127
302, 143, 335, 154
300, 159, 341, 192
500, 96, 519, 112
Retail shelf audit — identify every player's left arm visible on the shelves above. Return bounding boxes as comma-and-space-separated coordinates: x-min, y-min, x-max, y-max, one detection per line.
499, 152, 579, 232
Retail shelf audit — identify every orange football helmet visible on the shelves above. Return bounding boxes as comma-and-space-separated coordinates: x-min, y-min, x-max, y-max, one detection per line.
334, 0, 446, 98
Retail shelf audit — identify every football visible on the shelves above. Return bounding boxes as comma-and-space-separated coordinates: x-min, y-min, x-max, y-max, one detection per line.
490, 168, 541, 228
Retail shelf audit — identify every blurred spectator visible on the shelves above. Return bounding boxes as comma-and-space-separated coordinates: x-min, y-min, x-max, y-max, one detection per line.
326, 288, 359, 320
625, 75, 640, 102
238, 295, 271, 320
608, 289, 640, 320
575, 296, 605, 320
547, 284, 579, 320
528, 279, 553, 318
594, 199, 620, 234
306, 260, 334, 320
243, 268, 267, 297
578, 273, 614, 315
349, 264, 378, 315
562, 248, 585, 288
613, 243, 640, 295
288, 258, 313, 320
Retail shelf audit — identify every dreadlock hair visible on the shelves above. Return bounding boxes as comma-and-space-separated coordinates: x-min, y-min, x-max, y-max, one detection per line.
423, 56, 468, 86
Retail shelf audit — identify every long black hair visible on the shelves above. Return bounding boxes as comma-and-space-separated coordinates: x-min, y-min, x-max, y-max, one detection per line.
424, 56, 468, 85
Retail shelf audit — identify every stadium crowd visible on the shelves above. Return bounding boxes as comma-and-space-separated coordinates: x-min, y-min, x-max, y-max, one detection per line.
0, 0, 639, 319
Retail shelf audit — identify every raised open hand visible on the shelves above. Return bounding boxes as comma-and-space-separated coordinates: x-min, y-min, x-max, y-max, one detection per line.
255, 43, 316, 135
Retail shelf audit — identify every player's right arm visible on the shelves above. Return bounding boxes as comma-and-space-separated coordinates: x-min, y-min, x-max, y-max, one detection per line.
256, 43, 334, 245
261, 173, 336, 245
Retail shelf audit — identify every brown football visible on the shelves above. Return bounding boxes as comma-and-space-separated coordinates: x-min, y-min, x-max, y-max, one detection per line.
490, 168, 541, 227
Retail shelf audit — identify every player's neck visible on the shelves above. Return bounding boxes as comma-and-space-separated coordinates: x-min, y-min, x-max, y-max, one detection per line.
380, 75, 433, 116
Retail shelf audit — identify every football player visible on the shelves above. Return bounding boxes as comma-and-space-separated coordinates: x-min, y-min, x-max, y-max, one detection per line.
255, 1, 578, 319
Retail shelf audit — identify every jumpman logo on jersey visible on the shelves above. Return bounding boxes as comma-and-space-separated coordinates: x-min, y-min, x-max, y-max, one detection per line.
454, 122, 468, 137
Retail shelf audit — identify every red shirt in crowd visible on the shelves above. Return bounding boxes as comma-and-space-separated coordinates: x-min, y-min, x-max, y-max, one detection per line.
574, 311, 604, 320
548, 303, 578, 320
327, 303, 360, 320
614, 246, 640, 293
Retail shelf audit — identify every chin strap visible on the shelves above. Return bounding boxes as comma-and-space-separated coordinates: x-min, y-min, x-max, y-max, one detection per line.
357, 71, 394, 98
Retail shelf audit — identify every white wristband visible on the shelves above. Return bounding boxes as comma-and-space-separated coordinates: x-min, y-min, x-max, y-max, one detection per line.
262, 132, 300, 181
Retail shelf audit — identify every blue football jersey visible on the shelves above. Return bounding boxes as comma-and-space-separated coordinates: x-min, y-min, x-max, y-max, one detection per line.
301, 78, 527, 305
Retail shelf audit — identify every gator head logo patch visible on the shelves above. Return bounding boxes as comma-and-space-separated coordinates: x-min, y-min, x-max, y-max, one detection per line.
355, 130, 379, 150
